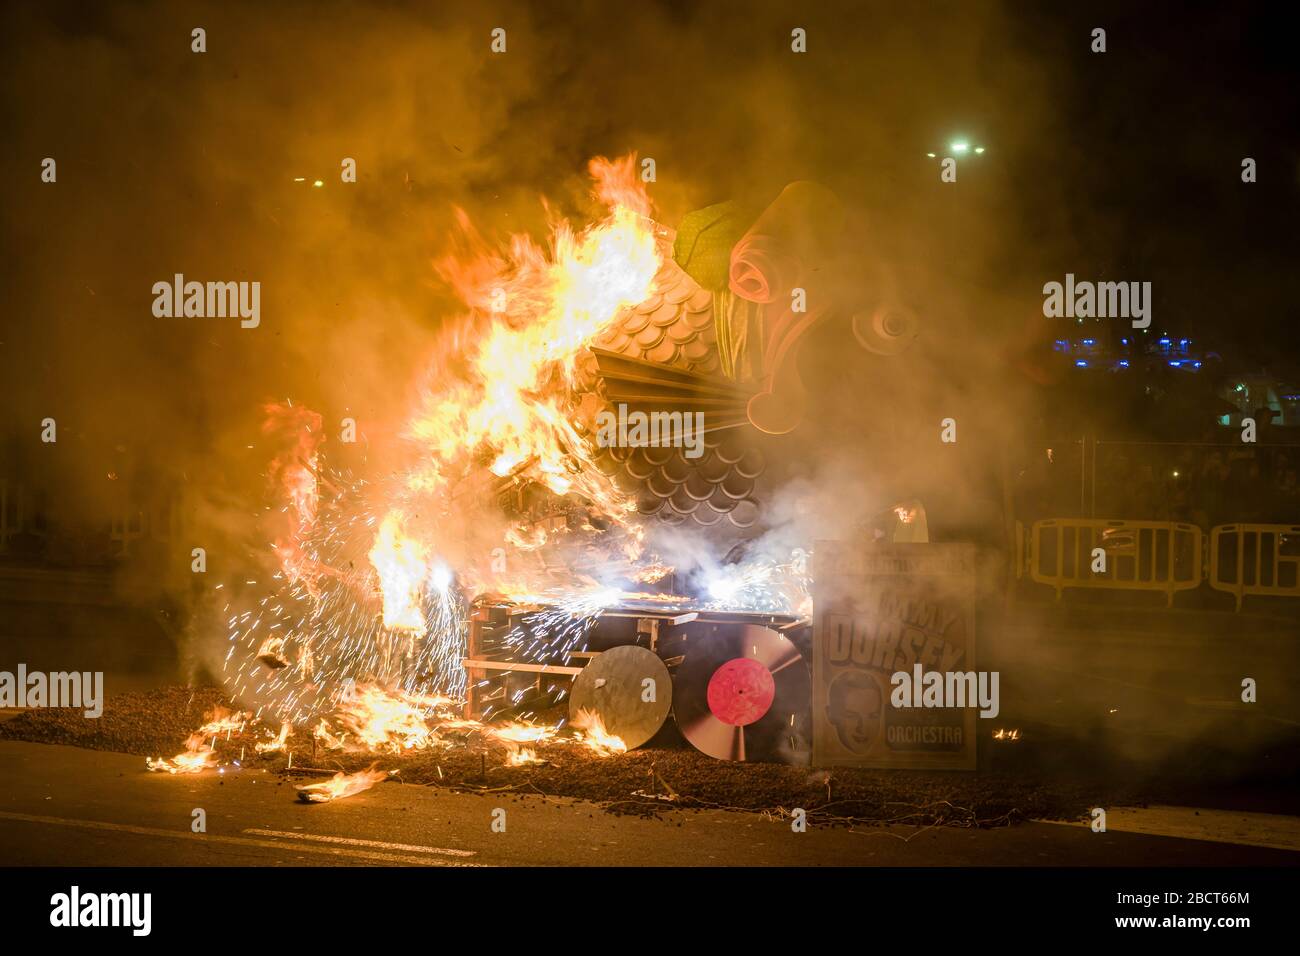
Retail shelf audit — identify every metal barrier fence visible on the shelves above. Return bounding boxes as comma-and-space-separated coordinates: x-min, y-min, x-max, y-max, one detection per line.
1026, 517, 1300, 610
1028, 518, 1203, 606
1208, 523, 1300, 611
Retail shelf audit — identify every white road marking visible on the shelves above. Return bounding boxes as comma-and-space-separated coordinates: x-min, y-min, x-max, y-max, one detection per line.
244, 828, 475, 857
0, 810, 483, 866
1036, 805, 1300, 852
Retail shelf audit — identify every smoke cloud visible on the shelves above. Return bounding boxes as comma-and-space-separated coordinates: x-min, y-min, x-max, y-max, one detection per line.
4, 2, 1296, 769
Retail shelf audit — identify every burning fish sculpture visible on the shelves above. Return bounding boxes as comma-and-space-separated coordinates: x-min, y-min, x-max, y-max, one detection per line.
198, 155, 913, 767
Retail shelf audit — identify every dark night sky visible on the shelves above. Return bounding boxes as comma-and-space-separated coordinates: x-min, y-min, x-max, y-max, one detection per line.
1008, 2, 1299, 363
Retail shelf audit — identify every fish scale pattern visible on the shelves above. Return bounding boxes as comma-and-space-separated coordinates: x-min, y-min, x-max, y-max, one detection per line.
573, 257, 720, 387
576, 257, 767, 530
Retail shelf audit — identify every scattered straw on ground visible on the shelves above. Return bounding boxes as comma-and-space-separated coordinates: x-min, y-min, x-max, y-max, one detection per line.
0, 684, 1145, 827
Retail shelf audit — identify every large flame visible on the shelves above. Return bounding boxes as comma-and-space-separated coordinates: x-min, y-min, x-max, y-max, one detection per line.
316, 155, 664, 710
399, 154, 660, 531
368, 512, 433, 635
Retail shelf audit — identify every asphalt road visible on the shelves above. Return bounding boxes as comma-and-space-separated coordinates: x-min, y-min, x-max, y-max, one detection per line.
1, 741, 1297, 867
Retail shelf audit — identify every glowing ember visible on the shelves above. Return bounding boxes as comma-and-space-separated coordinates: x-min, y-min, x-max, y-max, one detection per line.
505, 747, 544, 767
296, 765, 389, 803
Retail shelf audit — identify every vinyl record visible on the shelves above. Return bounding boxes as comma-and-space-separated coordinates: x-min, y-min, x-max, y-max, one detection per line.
568, 645, 672, 750
673, 624, 811, 763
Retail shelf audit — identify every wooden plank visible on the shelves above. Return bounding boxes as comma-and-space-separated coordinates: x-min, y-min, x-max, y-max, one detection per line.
461, 658, 584, 676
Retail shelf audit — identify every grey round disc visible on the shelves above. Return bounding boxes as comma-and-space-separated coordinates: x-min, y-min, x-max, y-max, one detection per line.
569, 645, 672, 750
852, 304, 920, 356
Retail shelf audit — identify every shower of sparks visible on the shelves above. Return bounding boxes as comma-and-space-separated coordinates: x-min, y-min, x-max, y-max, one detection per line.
219, 461, 471, 728
702, 549, 813, 616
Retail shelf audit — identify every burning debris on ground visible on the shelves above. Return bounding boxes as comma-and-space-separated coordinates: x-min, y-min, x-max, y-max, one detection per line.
296, 765, 390, 803
2, 684, 1137, 825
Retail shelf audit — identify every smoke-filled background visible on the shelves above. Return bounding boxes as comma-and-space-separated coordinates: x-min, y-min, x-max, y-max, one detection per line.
2, 0, 1297, 703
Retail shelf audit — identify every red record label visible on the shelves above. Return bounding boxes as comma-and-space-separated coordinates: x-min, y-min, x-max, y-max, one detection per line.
706, 657, 776, 726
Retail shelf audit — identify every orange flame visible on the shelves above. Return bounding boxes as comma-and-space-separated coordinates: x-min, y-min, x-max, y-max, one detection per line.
263, 402, 325, 591
146, 732, 219, 774
147, 706, 248, 773
296, 765, 388, 803
387, 153, 661, 594
368, 512, 433, 634
505, 747, 544, 767
317, 684, 456, 753
229, 156, 691, 735
571, 707, 627, 757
